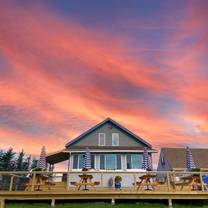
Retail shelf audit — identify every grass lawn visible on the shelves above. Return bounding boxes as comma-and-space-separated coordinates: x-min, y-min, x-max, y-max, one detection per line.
5, 201, 208, 208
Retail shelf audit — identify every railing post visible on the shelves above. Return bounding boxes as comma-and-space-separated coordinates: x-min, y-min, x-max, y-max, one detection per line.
200, 173, 204, 192
167, 172, 171, 192
101, 172, 103, 189
66, 172, 70, 191
9, 175, 14, 191
31, 172, 36, 191
133, 173, 136, 190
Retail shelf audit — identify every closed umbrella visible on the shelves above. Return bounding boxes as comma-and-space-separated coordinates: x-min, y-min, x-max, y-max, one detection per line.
83, 147, 91, 170
37, 146, 47, 170
186, 146, 196, 171
142, 147, 152, 171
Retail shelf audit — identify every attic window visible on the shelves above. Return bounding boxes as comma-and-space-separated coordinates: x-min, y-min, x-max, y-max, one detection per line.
98, 133, 106, 146
112, 133, 119, 146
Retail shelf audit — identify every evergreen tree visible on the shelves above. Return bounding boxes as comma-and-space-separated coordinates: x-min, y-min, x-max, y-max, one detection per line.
1, 148, 16, 171
16, 150, 25, 171
23, 155, 31, 171
31, 157, 38, 169
0, 149, 3, 170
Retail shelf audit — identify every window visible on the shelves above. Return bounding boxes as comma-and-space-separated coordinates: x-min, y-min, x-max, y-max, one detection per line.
100, 154, 121, 170
98, 133, 106, 146
73, 154, 95, 169
112, 133, 119, 146
126, 154, 143, 169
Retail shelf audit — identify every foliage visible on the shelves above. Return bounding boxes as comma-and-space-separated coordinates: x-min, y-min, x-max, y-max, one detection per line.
0, 148, 37, 171
0, 148, 16, 171
115, 175, 122, 183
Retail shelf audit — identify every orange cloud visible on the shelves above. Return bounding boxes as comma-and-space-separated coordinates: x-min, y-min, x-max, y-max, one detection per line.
0, 0, 207, 169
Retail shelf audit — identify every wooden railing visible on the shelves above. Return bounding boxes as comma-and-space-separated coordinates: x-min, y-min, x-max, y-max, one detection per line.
0, 170, 207, 192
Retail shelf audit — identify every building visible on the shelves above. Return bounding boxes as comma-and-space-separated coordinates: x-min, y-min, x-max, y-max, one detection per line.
157, 148, 208, 171
46, 118, 156, 172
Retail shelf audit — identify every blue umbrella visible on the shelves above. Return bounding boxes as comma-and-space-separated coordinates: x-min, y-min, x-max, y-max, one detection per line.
142, 147, 152, 171
83, 147, 91, 170
186, 146, 196, 170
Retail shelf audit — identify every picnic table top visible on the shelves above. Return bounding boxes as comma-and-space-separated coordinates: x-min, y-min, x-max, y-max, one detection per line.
139, 174, 156, 180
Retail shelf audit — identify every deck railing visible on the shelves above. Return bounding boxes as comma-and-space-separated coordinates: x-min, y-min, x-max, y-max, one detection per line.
0, 170, 207, 192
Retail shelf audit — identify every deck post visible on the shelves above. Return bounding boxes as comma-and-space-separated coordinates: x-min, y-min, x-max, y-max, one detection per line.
31, 172, 36, 191
111, 198, 115, 205
200, 173, 204, 192
51, 199, 56, 207
168, 198, 173, 208
9, 175, 14, 191
167, 172, 171, 192
0, 199, 5, 208
66, 172, 70, 191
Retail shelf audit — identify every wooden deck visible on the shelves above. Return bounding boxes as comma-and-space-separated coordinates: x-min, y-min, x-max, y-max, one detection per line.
0, 171, 208, 208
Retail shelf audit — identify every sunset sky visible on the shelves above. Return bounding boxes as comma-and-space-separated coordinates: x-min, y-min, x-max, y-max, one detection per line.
0, 0, 207, 166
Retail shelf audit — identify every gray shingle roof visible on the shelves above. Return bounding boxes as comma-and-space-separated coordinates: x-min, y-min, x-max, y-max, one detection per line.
162, 148, 208, 169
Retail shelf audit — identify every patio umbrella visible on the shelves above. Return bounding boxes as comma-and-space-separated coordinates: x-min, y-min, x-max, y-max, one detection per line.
83, 147, 91, 170
37, 146, 47, 170
186, 146, 196, 171
142, 147, 152, 171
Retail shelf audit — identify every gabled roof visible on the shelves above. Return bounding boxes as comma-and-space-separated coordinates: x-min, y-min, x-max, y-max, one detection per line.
65, 118, 152, 148
161, 148, 208, 169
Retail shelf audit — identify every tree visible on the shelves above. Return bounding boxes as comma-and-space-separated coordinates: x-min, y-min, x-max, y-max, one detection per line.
1, 148, 16, 171
16, 150, 24, 171
31, 157, 38, 169
0, 149, 3, 170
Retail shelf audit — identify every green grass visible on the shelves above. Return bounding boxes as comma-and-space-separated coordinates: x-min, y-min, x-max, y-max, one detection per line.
5, 201, 208, 208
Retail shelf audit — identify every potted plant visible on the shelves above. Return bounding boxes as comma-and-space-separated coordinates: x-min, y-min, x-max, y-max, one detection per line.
114, 175, 122, 190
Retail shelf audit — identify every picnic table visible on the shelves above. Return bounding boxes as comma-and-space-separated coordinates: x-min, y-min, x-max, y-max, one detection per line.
71, 174, 100, 190
23, 174, 55, 191
135, 174, 156, 191
172, 174, 202, 191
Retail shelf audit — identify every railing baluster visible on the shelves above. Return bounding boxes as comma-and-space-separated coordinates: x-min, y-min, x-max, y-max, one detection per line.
9, 175, 14, 192
31, 172, 36, 192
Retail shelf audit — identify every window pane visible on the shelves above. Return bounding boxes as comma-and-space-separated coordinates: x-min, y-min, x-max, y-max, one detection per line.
112, 133, 119, 146
116, 155, 121, 169
91, 155, 95, 169
73, 155, 78, 169
132, 154, 143, 169
99, 133, 105, 146
100, 154, 105, 169
78, 154, 84, 169
106, 154, 116, 170
127, 154, 131, 169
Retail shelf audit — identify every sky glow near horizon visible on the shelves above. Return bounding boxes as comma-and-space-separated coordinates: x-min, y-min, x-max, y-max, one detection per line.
0, 0, 207, 169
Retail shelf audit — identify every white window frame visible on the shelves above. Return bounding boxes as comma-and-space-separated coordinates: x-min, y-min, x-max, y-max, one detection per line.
112, 133, 119, 146
98, 133, 106, 146
100, 154, 121, 170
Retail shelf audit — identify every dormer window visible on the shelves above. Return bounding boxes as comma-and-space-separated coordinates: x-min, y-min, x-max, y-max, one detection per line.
98, 133, 106, 146
112, 133, 119, 146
